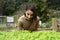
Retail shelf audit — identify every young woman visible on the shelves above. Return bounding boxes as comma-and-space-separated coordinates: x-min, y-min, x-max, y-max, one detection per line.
17, 5, 40, 31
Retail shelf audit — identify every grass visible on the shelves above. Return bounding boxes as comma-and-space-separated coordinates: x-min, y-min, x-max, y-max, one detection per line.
0, 30, 60, 40
0, 26, 14, 31
14, 18, 18, 23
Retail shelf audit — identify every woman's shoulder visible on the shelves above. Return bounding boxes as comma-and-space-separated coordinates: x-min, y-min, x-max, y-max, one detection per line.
18, 15, 25, 22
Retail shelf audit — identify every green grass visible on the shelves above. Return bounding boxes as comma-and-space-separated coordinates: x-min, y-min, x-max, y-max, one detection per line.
0, 26, 14, 31
0, 30, 60, 40
14, 18, 18, 23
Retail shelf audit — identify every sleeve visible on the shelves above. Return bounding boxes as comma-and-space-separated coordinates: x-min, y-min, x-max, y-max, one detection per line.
36, 16, 40, 30
29, 16, 40, 31
35, 20, 39, 30
29, 19, 39, 31
33, 19, 39, 31
17, 18, 24, 31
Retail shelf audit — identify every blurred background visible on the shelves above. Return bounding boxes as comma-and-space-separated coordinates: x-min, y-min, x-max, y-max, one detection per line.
0, 0, 60, 31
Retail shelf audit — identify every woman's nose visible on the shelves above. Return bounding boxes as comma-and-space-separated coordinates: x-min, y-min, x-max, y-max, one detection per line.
28, 15, 31, 18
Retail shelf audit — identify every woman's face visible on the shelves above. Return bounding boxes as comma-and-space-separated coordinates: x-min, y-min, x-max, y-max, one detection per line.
25, 10, 33, 20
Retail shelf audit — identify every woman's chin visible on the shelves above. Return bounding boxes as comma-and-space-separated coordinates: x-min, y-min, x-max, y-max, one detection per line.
27, 19, 31, 21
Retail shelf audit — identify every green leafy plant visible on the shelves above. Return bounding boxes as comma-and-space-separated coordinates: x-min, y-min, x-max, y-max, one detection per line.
57, 18, 60, 27
0, 30, 60, 40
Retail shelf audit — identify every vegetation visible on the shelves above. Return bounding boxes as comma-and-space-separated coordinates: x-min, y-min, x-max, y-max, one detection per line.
0, 26, 14, 31
0, 0, 60, 22
0, 0, 53, 22
57, 18, 60, 27
0, 30, 60, 40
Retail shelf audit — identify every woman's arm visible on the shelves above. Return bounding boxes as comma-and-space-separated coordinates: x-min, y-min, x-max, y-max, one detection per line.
29, 19, 39, 31
29, 16, 40, 31
17, 21, 24, 31
16, 16, 24, 31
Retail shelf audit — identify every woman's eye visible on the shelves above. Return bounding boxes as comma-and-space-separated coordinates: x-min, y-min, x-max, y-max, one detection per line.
27, 14, 29, 15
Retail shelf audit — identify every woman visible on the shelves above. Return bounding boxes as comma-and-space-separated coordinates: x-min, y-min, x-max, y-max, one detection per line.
17, 5, 40, 31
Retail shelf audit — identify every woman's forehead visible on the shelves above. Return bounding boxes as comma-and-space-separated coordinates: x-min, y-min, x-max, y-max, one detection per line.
25, 10, 33, 14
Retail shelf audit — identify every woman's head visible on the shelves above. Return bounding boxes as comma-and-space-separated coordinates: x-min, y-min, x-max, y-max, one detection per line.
24, 5, 37, 20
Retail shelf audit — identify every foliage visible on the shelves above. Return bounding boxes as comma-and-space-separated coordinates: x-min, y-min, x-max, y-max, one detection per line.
2, 0, 28, 15
14, 18, 18, 23
0, 26, 13, 31
39, 17, 60, 28
57, 18, 60, 27
1, 0, 59, 22
25, 0, 51, 22
33, 0, 49, 22
2, 0, 51, 22
0, 30, 60, 40
3, 0, 20, 15
39, 21, 52, 28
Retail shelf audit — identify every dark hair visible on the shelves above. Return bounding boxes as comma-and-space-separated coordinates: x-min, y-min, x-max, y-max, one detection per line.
25, 5, 36, 12
25, 5, 37, 19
